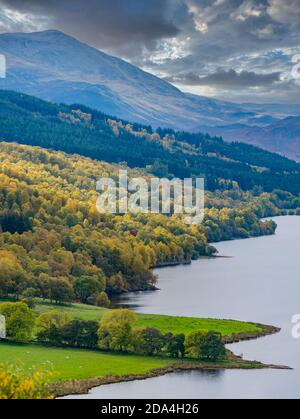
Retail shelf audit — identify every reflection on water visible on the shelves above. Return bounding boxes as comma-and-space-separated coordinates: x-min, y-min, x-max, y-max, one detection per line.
67, 217, 300, 399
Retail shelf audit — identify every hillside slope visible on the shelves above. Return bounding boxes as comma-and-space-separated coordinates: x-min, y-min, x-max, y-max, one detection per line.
1, 90, 300, 194
0, 141, 284, 301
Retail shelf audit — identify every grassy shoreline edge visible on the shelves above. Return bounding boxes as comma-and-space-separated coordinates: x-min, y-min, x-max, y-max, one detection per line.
222, 322, 281, 344
53, 323, 289, 398
1, 299, 289, 398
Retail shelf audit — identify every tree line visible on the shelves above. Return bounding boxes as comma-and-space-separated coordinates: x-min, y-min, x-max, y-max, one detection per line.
0, 303, 226, 362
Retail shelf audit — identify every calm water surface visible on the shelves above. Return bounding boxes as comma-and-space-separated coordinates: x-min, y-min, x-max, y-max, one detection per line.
69, 216, 300, 399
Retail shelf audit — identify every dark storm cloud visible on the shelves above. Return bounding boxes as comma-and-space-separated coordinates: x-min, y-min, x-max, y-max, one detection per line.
0, 0, 184, 55
0, 0, 300, 102
166, 69, 281, 88
0, 0, 299, 60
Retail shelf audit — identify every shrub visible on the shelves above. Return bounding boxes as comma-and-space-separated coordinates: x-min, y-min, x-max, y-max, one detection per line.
36, 311, 70, 344
21, 296, 36, 309
96, 292, 110, 308
0, 365, 53, 399
0, 302, 35, 342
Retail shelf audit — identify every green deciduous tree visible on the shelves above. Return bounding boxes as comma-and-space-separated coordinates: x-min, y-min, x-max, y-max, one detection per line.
60, 320, 99, 349
185, 330, 226, 361
132, 328, 165, 356
74, 275, 105, 304
0, 302, 35, 342
201, 331, 226, 361
164, 333, 185, 358
36, 310, 70, 344
48, 278, 74, 304
98, 309, 136, 352
185, 330, 208, 359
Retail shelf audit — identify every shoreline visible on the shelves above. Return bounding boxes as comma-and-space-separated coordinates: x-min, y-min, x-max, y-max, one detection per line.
117, 216, 284, 295
53, 323, 287, 398
54, 360, 291, 398
222, 323, 281, 344
54, 216, 297, 397
154, 260, 192, 268
151, 217, 280, 271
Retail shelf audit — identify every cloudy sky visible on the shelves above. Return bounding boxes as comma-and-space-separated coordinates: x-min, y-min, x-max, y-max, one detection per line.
1, 0, 300, 103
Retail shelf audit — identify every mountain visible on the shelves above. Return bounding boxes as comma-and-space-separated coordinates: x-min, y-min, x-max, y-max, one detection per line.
1, 89, 300, 195
0, 29, 298, 132
201, 115, 300, 161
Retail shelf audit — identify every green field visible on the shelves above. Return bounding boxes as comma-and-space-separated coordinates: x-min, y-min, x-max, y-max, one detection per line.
0, 341, 173, 382
0, 340, 262, 387
33, 300, 107, 321
33, 300, 263, 337
0, 301, 267, 390
136, 315, 262, 336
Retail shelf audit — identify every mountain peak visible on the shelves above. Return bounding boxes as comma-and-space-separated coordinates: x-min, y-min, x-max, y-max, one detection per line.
30, 29, 69, 38
40, 29, 64, 34
1, 28, 83, 44
0, 28, 299, 155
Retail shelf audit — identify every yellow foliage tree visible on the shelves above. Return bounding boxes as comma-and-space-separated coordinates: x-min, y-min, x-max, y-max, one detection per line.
0, 365, 53, 399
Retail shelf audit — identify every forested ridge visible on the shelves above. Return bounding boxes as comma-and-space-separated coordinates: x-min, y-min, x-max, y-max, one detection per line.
1, 90, 300, 194
0, 142, 292, 305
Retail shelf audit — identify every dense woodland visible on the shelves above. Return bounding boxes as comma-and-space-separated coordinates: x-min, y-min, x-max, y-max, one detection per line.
1, 90, 300, 194
0, 142, 289, 305
0, 90, 300, 305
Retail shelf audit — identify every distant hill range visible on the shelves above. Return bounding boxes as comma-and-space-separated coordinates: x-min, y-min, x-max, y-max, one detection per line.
200, 115, 300, 161
0, 30, 300, 160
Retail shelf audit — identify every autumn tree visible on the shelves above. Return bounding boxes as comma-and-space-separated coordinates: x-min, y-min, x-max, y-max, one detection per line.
96, 292, 110, 308
0, 251, 28, 297
0, 365, 53, 399
106, 273, 127, 295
